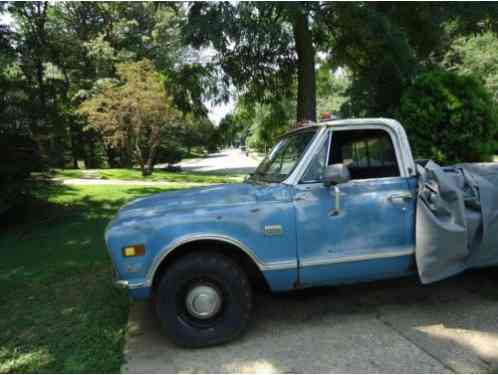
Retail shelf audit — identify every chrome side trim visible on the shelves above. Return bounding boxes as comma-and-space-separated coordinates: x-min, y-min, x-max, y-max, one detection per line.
300, 248, 414, 268
263, 259, 298, 271
114, 279, 147, 290
145, 234, 298, 287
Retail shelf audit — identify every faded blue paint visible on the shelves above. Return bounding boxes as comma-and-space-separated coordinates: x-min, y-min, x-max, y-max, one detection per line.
105, 178, 419, 300
294, 177, 416, 286
105, 182, 299, 297
104, 119, 426, 301
298, 255, 416, 287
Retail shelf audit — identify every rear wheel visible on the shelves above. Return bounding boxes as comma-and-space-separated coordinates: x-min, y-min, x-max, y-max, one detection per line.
155, 252, 252, 348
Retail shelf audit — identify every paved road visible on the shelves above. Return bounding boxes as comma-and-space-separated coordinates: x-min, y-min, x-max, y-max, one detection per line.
175, 148, 261, 175
122, 270, 498, 373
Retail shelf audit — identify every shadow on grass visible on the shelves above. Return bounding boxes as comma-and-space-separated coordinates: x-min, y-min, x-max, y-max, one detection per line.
0, 181, 182, 373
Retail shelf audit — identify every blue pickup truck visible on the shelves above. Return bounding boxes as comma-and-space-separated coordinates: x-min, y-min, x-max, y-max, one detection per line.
105, 118, 497, 347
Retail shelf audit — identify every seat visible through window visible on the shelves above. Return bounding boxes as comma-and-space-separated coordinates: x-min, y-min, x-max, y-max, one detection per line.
330, 129, 400, 180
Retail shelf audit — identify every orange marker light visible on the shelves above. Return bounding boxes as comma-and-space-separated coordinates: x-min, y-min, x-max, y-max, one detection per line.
122, 244, 145, 257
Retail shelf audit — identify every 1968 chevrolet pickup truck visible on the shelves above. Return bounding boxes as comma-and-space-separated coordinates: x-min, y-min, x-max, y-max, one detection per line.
105, 118, 498, 347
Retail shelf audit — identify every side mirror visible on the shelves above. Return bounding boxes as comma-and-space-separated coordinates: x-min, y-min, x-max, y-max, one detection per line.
323, 164, 351, 187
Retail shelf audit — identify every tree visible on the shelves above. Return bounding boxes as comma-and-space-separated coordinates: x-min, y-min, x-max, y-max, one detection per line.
443, 31, 498, 102
78, 60, 180, 175
220, 62, 350, 153
184, 2, 319, 123
3, 2, 215, 171
246, 97, 295, 152
316, 64, 351, 117
293, 5, 316, 122
6, 3, 71, 166
399, 70, 498, 164
327, 3, 498, 117
442, 31, 498, 151
61, 2, 194, 167
218, 114, 244, 148
179, 113, 218, 155
0, 9, 42, 212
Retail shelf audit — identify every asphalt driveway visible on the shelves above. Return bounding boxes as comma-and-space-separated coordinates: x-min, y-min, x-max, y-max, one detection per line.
122, 269, 498, 373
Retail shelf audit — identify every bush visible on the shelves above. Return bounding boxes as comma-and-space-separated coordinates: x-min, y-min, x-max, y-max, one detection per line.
155, 134, 185, 167
398, 70, 498, 164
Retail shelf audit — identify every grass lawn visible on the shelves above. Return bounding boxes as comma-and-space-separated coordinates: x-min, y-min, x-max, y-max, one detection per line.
50, 168, 245, 184
0, 182, 194, 373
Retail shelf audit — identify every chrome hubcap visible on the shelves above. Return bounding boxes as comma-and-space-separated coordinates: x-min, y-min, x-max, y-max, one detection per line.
185, 285, 222, 320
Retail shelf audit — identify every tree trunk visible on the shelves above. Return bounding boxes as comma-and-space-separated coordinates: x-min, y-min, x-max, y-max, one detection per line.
69, 124, 79, 169
144, 128, 162, 175
105, 145, 120, 168
293, 10, 317, 123
83, 132, 98, 168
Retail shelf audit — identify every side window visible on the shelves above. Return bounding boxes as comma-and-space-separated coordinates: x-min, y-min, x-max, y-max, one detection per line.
330, 129, 400, 180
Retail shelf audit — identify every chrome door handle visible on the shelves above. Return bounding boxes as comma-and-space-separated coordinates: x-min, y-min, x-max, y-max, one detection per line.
388, 192, 413, 203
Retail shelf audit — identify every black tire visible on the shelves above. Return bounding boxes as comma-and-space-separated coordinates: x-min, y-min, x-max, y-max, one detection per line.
155, 251, 252, 348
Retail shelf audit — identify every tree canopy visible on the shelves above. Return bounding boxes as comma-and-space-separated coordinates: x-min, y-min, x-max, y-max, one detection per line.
443, 31, 498, 101
399, 70, 498, 164
78, 60, 181, 175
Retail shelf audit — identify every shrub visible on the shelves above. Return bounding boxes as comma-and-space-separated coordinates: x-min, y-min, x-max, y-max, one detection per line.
398, 70, 498, 164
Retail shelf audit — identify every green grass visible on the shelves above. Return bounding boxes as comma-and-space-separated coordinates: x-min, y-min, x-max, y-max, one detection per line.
49, 168, 245, 184
0, 182, 192, 373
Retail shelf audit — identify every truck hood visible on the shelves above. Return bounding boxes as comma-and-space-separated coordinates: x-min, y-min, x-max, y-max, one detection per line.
115, 183, 290, 221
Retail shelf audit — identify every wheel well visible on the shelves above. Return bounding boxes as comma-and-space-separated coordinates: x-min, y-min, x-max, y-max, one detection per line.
151, 239, 269, 291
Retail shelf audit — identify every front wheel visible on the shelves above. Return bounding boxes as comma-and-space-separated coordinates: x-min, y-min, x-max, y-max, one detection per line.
155, 252, 252, 348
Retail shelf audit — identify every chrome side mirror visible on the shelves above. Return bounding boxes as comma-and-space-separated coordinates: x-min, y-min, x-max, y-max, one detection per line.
323, 164, 351, 187
323, 164, 350, 216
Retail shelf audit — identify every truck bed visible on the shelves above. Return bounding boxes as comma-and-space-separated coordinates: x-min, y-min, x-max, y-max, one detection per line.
415, 161, 498, 283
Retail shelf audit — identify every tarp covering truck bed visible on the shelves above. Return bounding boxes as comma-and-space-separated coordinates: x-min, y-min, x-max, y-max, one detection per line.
416, 161, 498, 284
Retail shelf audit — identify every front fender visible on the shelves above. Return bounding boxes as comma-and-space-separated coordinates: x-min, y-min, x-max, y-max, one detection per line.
106, 185, 300, 298
144, 201, 299, 291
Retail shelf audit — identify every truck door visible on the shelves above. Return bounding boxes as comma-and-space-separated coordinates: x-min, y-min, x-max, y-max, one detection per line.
293, 127, 417, 287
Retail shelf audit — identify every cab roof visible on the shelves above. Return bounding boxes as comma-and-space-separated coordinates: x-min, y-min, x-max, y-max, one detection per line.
284, 117, 405, 136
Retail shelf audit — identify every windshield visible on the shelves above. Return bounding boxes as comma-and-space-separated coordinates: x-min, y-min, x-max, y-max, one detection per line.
251, 130, 317, 183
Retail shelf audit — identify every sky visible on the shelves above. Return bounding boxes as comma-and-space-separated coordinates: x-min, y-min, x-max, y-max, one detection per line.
0, 12, 13, 26
205, 98, 235, 126
196, 47, 235, 125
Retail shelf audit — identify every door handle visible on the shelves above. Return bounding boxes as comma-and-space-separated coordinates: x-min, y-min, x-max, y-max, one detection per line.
388, 192, 413, 203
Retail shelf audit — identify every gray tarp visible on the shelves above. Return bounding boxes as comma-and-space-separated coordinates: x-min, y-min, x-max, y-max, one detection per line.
416, 161, 498, 284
